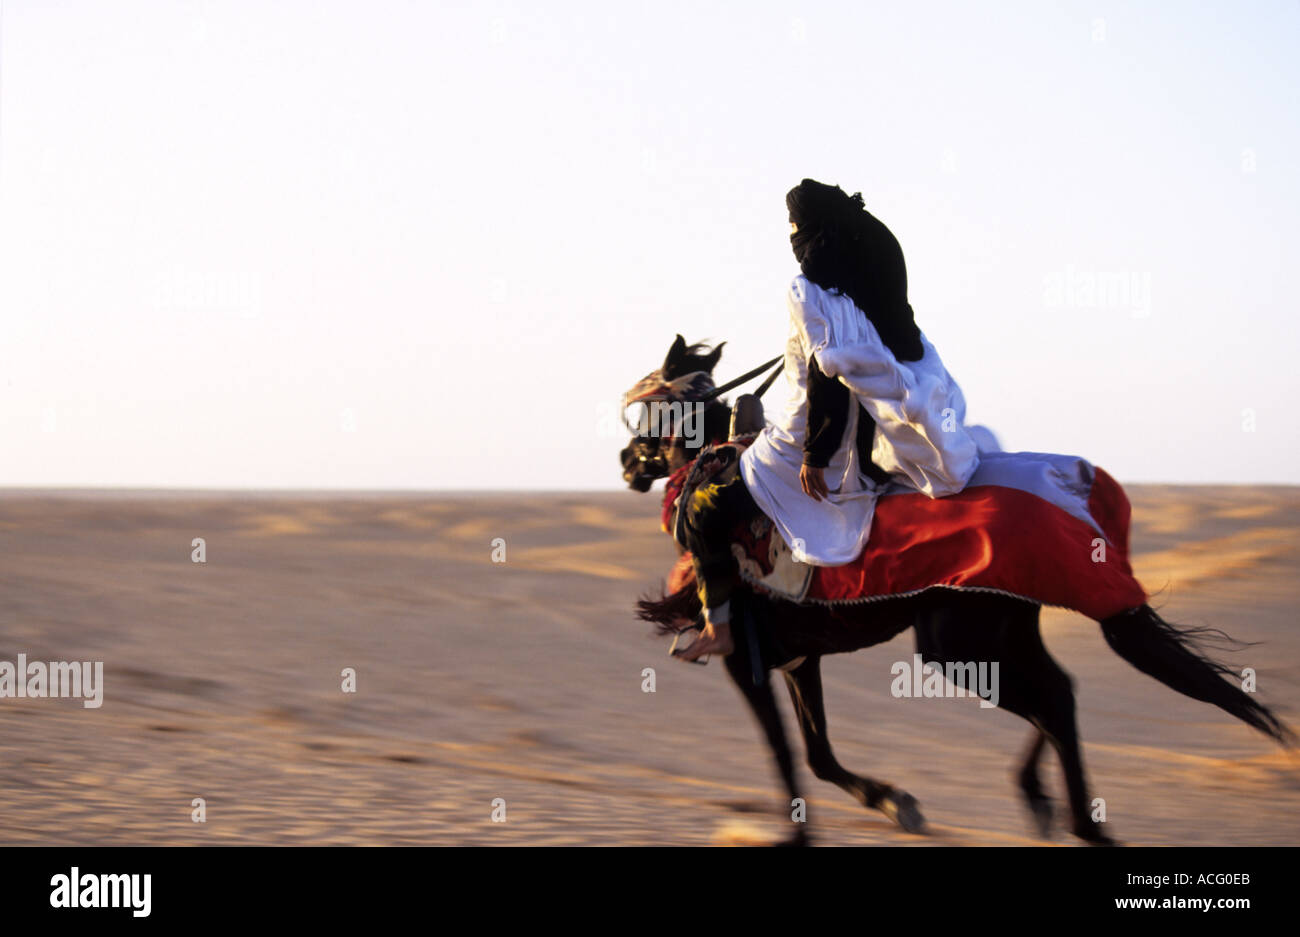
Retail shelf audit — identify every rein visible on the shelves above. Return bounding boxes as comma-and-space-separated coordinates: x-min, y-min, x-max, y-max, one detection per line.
701, 354, 784, 403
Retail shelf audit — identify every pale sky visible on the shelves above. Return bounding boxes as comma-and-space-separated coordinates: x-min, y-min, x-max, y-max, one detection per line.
1, 0, 1297, 489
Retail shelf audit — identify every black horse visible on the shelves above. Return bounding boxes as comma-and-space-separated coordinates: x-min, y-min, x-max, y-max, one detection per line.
622, 336, 1293, 845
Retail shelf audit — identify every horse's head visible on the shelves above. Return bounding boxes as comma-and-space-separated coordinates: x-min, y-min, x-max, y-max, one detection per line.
619, 334, 733, 492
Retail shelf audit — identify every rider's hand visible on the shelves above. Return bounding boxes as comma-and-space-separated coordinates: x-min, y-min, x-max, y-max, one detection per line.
800, 464, 829, 501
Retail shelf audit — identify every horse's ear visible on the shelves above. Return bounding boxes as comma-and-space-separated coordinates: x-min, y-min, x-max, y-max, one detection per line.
702, 341, 725, 375
663, 334, 687, 374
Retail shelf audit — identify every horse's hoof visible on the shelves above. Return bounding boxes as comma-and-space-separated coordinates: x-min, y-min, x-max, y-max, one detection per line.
1024, 795, 1053, 839
1073, 825, 1120, 846
775, 826, 810, 847
881, 790, 927, 834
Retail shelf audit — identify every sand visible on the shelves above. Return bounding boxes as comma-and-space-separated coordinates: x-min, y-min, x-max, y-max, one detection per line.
0, 485, 1296, 845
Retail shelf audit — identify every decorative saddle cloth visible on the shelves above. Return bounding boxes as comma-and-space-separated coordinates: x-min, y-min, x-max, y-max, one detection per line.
663, 439, 816, 602
664, 444, 1148, 622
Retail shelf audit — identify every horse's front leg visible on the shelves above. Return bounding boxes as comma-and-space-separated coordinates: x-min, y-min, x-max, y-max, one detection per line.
721, 649, 809, 845
783, 656, 926, 834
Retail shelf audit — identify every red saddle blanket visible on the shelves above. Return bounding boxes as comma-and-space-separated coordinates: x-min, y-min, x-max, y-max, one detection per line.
666, 462, 1146, 621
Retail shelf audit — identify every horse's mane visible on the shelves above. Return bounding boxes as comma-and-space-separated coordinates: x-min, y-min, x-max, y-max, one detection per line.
663, 339, 726, 380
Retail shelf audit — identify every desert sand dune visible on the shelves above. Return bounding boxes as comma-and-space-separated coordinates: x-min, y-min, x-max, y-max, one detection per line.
0, 485, 1296, 845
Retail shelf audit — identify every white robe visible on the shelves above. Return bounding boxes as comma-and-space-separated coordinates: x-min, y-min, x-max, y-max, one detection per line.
739, 274, 985, 565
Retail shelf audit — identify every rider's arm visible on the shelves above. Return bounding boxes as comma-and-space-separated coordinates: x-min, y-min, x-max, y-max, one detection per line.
854, 404, 894, 486
804, 354, 850, 469
807, 356, 896, 485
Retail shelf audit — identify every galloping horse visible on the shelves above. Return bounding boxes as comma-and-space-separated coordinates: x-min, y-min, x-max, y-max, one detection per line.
620, 336, 1292, 845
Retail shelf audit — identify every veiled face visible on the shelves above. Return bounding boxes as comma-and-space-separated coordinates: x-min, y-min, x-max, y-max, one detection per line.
790, 222, 798, 234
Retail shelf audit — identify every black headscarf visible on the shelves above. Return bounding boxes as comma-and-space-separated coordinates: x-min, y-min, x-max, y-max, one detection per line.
786, 178, 924, 362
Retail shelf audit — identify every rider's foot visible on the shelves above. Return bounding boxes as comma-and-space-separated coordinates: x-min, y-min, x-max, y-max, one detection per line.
673, 619, 734, 661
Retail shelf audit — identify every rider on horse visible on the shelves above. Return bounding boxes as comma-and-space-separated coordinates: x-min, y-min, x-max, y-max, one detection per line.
675, 178, 982, 661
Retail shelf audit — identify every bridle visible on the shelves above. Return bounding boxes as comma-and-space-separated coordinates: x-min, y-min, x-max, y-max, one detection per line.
620, 353, 784, 491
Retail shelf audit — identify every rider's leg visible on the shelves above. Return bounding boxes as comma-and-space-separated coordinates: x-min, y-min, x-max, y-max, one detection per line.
675, 470, 759, 660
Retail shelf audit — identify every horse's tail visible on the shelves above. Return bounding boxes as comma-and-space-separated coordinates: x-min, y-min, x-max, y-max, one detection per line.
636, 582, 702, 636
1101, 604, 1294, 746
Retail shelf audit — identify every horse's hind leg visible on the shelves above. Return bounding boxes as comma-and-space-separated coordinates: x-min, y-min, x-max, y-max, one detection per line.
1026, 649, 1116, 845
917, 597, 1116, 845
783, 656, 925, 833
